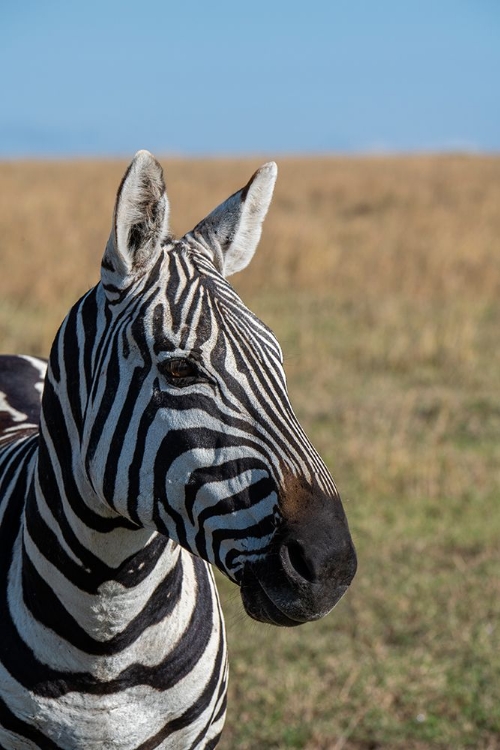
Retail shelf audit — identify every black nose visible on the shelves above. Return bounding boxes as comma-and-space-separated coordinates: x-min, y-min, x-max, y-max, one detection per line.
281, 539, 318, 583
280, 518, 357, 589
239, 488, 357, 627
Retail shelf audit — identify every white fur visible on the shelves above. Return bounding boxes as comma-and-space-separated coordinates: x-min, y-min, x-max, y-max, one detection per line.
0, 393, 26, 424
20, 355, 47, 395
189, 162, 277, 277
103, 153, 276, 284
104, 150, 170, 280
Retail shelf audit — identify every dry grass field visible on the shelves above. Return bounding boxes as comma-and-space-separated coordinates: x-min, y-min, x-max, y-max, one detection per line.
1, 154, 499, 749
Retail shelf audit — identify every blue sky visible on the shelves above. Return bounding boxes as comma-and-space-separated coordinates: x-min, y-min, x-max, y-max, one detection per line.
1, 1, 499, 157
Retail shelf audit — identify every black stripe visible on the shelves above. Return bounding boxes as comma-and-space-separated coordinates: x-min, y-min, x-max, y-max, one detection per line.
25, 497, 167, 593
0, 696, 63, 750
22, 550, 184, 654
0, 555, 215, 698
136, 595, 226, 749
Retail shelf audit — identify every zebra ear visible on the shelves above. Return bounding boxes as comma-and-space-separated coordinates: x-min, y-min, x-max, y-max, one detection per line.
102, 150, 170, 285
189, 162, 277, 277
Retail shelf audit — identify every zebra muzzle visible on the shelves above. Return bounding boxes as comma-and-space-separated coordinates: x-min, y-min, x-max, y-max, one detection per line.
239, 501, 357, 627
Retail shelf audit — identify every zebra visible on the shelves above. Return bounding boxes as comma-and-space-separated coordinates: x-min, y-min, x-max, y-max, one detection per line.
0, 151, 357, 749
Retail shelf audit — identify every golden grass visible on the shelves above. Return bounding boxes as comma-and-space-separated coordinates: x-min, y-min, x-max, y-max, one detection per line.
1, 155, 499, 360
1, 154, 499, 749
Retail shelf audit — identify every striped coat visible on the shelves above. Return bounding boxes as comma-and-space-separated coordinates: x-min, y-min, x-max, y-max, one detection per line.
0, 152, 356, 749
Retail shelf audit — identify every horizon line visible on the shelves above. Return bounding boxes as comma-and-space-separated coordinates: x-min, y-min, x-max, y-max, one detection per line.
1, 146, 499, 163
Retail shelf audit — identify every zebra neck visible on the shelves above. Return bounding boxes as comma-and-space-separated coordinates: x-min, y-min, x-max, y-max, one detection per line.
34, 315, 160, 571
33, 444, 156, 560
22, 423, 183, 641
15, 508, 183, 648
22, 466, 184, 643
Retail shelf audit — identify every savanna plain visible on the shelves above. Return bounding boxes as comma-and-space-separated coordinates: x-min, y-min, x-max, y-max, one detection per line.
0, 155, 499, 749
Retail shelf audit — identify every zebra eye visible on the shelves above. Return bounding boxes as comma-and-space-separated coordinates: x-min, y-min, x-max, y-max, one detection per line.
159, 358, 198, 384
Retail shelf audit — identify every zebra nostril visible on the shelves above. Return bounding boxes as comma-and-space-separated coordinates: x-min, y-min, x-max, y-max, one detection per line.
282, 540, 316, 584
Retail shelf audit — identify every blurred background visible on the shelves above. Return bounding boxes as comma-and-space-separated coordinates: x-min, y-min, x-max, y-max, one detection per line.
1, 2, 499, 748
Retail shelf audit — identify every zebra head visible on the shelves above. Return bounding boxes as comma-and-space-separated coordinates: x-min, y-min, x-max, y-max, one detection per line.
86, 150, 356, 627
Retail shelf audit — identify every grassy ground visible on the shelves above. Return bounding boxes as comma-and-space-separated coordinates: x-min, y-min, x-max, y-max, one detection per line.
1, 155, 499, 748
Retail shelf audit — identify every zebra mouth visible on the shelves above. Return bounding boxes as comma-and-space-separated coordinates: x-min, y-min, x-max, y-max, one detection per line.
239, 566, 304, 628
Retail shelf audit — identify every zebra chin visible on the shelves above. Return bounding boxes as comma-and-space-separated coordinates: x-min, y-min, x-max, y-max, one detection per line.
239, 564, 350, 627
